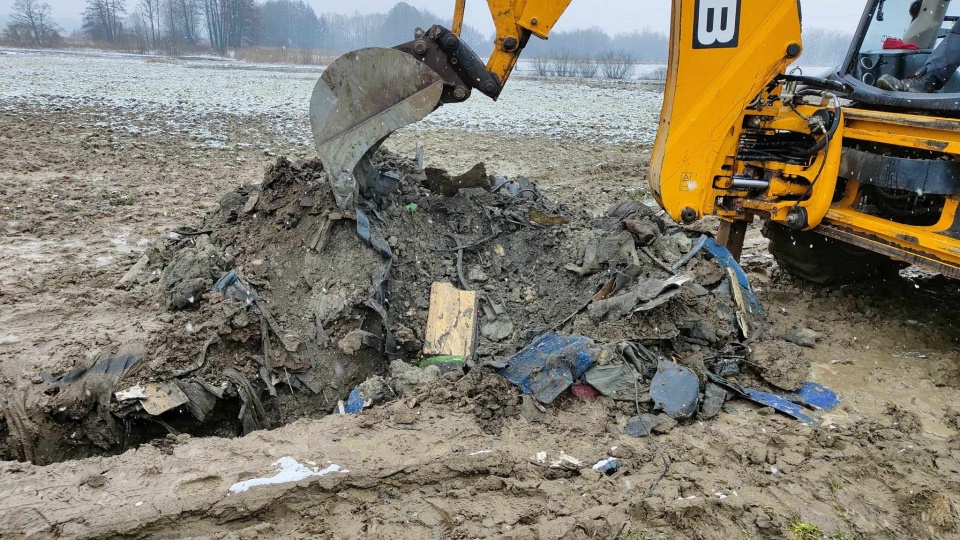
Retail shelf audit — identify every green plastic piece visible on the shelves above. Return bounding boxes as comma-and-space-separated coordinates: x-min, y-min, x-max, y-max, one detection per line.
418, 356, 466, 369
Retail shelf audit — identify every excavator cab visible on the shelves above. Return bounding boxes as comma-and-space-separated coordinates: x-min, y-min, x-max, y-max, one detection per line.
843, 0, 960, 101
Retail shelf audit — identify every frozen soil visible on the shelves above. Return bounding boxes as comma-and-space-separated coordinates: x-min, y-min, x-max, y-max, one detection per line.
2, 89, 960, 538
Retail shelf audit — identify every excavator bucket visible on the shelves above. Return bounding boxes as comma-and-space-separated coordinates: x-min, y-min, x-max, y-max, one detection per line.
309, 47, 444, 207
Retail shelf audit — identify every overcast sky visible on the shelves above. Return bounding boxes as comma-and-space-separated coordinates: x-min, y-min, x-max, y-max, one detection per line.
1, 0, 867, 36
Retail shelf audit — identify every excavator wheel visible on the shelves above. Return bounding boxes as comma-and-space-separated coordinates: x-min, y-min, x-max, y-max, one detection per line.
762, 222, 906, 285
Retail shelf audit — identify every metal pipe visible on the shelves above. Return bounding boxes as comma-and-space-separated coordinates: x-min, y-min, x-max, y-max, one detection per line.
731, 177, 770, 189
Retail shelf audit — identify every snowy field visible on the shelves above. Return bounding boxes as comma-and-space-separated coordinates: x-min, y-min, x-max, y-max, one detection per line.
0, 49, 665, 149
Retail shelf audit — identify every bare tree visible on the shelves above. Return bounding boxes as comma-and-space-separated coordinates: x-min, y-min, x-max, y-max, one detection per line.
7, 0, 61, 47
203, 0, 257, 53
128, 11, 150, 52
137, 0, 158, 47
573, 56, 598, 78
597, 51, 636, 80
549, 52, 575, 77
82, 0, 127, 42
531, 54, 550, 76
177, 0, 202, 44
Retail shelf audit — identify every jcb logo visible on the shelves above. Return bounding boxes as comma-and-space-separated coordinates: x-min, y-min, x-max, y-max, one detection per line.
693, 0, 741, 49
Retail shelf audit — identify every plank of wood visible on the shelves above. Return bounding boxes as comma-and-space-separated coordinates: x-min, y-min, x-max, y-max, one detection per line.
726, 266, 750, 339
423, 282, 478, 358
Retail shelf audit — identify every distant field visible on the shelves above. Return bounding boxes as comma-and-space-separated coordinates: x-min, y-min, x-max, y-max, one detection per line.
0, 49, 666, 148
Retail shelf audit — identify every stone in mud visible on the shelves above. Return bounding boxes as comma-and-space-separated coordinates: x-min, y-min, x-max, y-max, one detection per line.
651, 414, 678, 434
160, 246, 221, 310
625, 414, 660, 437
390, 360, 440, 396
651, 233, 683, 265
338, 330, 374, 355
391, 405, 417, 425
480, 317, 514, 342
748, 339, 810, 391
785, 327, 821, 348
699, 383, 728, 419
466, 266, 489, 283
674, 233, 693, 253
358, 376, 391, 406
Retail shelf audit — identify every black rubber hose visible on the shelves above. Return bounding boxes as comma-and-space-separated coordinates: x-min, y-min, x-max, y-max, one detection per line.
777, 74, 853, 94
797, 97, 841, 157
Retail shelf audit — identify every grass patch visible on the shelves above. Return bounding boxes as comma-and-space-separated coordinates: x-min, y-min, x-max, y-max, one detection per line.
789, 521, 824, 540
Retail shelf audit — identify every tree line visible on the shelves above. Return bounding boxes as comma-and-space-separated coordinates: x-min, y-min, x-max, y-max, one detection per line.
4, 0, 852, 68
4, 0, 487, 56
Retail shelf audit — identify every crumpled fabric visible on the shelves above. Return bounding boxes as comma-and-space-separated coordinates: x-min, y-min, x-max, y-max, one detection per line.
883, 37, 919, 50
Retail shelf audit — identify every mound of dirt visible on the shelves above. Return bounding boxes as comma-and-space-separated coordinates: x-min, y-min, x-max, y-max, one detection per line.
1, 153, 810, 464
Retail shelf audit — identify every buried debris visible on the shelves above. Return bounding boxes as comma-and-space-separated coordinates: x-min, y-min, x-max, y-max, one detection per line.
650, 360, 700, 419
1, 151, 842, 465
496, 333, 608, 404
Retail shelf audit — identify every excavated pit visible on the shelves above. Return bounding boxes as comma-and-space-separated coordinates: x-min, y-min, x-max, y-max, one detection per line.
2, 152, 807, 465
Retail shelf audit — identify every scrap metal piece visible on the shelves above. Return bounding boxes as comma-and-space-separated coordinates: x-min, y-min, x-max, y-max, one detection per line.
704, 371, 824, 424
497, 333, 598, 404
309, 47, 444, 208
650, 359, 700, 419
703, 238, 764, 316
139, 382, 189, 416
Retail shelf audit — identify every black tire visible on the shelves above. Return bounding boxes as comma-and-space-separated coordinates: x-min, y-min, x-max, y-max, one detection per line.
762, 222, 905, 285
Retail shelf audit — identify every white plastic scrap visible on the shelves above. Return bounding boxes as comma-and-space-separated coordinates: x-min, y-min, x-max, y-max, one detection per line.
470, 450, 492, 456
229, 457, 347, 493
551, 451, 582, 468
114, 384, 147, 401
592, 458, 617, 471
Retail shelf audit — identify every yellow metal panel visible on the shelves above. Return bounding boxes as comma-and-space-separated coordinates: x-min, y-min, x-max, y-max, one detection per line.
824, 208, 960, 266
842, 110, 960, 154
517, 0, 572, 39
485, 0, 527, 87
649, 0, 802, 223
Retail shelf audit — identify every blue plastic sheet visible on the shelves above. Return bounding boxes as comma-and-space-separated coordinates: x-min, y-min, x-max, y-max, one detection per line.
703, 238, 764, 316
793, 381, 842, 411
743, 388, 819, 424
341, 387, 364, 414
706, 371, 839, 425
496, 333, 597, 404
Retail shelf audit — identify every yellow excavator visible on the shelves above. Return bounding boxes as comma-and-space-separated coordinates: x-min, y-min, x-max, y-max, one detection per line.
310, 0, 960, 284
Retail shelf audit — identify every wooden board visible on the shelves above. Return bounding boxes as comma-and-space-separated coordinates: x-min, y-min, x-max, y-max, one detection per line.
423, 282, 478, 358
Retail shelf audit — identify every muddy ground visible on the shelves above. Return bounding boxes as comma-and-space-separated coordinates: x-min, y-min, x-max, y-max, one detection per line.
2, 104, 960, 540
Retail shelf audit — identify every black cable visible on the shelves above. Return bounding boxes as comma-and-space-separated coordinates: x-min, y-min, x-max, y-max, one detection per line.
797, 98, 841, 157
791, 131, 830, 212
